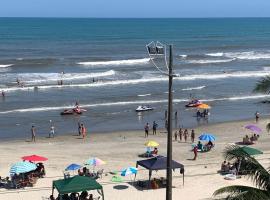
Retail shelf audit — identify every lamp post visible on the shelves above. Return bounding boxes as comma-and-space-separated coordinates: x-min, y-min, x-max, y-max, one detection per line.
146, 42, 174, 200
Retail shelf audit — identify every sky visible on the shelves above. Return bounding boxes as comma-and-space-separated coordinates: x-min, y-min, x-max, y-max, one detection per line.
1, 0, 270, 18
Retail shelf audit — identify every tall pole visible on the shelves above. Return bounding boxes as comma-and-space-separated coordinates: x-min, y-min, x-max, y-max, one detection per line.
166, 45, 173, 200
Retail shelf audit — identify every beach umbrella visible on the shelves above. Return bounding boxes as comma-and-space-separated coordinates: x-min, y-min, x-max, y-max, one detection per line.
197, 104, 211, 109
240, 146, 263, 156
65, 163, 81, 171
121, 167, 138, 176
245, 125, 262, 134
21, 155, 48, 162
10, 161, 37, 175
85, 158, 106, 166
145, 140, 159, 147
198, 133, 216, 141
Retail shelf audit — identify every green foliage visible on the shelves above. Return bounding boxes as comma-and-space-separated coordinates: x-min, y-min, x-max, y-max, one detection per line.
213, 145, 270, 200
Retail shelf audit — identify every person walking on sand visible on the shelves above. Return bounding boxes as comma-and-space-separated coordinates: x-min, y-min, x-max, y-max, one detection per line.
191, 129, 195, 143
179, 128, 183, 142
144, 123, 149, 138
184, 129, 189, 142
255, 111, 260, 123
31, 125, 36, 142
152, 121, 158, 135
193, 145, 198, 160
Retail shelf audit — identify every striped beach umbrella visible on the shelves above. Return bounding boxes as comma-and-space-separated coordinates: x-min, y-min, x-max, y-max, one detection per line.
85, 158, 106, 166
121, 167, 138, 176
10, 161, 37, 175
198, 133, 216, 141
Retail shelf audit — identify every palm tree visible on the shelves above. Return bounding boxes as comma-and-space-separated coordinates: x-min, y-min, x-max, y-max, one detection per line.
213, 145, 270, 200
254, 76, 270, 93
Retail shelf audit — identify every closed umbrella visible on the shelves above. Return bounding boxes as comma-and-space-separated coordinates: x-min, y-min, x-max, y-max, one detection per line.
198, 133, 216, 141
10, 161, 37, 175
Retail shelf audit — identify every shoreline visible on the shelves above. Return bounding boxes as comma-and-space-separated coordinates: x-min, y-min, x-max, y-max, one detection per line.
0, 115, 268, 144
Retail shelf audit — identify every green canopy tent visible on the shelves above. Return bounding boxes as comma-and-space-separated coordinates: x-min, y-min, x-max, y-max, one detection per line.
52, 175, 104, 200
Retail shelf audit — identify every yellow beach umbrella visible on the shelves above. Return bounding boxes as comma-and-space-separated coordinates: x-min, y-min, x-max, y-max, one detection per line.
197, 103, 211, 109
145, 140, 159, 147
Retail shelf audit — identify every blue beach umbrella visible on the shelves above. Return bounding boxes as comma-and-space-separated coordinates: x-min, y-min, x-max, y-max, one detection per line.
198, 133, 216, 141
65, 163, 81, 171
10, 161, 37, 175
121, 167, 138, 176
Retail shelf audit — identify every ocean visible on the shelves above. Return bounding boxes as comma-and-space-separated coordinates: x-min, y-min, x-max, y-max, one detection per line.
0, 18, 270, 139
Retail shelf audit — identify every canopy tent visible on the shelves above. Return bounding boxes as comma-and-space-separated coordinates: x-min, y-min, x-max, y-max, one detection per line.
52, 175, 104, 200
136, 156, 185, 186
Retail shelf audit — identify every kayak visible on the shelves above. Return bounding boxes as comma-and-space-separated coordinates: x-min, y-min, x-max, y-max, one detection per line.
136, 105, 154, 112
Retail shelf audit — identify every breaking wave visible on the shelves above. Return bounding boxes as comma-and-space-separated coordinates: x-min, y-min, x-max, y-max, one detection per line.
78, 58, 150, 66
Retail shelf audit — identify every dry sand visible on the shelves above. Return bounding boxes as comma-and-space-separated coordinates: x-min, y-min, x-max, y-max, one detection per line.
0, 117, 270, 200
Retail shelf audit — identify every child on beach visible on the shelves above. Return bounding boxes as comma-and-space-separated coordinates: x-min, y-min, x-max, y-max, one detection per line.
193, 145, 198, 160
255, 111, 260, 123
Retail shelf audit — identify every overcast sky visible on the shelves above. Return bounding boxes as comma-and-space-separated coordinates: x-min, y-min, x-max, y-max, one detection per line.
1, 0, 270, 18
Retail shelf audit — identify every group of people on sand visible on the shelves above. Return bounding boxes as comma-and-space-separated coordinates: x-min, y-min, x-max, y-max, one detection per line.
243, 134, 259, 145
220, 160, 238, 175
78, 122, 87, 139
144, 121, 158, 137
50, 191, 95, 200
174, 128, 195, 143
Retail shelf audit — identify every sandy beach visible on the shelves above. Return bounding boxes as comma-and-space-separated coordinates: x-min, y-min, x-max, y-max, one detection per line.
0, 117, 269, 200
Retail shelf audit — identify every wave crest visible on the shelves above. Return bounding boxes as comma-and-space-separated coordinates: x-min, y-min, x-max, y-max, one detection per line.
78, 58, 150, 66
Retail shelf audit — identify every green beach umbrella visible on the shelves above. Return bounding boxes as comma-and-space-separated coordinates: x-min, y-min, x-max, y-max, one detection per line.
240, 146, 263, 156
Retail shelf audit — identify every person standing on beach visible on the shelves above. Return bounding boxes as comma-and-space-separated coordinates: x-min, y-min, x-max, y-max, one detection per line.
81, 124, 87, 139
175, 111, 178, 119
78, 122, 81, 136
184, 129, 188, 142
31, 125, 36, 142
49, 125, 55, 138
255, 111, 260, 123
191, 129, 195, 143
193, 145, 198, 160
144, 123, 149, 138
165, 110, 167, 119
179, 128, 183, 142
174, 131, 178, 141
152, 121, 158, 135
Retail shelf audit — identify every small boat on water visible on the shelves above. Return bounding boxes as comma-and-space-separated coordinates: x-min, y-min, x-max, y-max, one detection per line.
136, 105, 154, 112
185, 99, 202, 108
60, 108, 87, 115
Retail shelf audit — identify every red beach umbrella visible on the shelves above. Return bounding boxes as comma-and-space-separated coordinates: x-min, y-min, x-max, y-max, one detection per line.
22, 155, 48, 162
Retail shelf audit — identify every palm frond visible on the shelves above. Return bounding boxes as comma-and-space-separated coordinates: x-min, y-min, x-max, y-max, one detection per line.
213, 185, 270, 200
254, 76, 270, 93
223, 145, 270, 190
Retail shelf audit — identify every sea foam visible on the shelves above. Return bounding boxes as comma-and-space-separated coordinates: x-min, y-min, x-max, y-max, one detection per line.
78, 58, 150, 66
